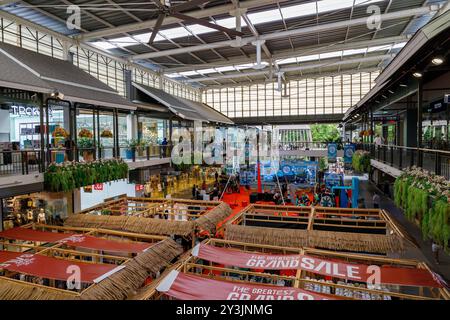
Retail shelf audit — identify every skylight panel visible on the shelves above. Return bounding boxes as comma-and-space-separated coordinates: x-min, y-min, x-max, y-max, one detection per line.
91, 41, 116, 50
247, 8, 283, 25
280, 2, 317, 20
367, 44, 392, 52
216, 17, 247, 29
109, 36, 139, 47
197, 68, 217, 75
298, 54, 320, 62
277, 57, 298, 65
343, 48, 367, 55
179, 71, 199, 76
320, 51, 342, 59
392, 42, 407, 49
215, 66, 237, 72
133, 33, 164, 43
186, 24, 216, 35
166, 73, 181, 78
159, 27, 192, 39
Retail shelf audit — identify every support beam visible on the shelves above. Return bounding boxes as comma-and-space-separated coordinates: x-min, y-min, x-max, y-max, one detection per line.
164, 35, 410, 74
183, 54, 394, 83
77, 0, 291, 41
201, 67, 381, 89
130, 6, 439, 61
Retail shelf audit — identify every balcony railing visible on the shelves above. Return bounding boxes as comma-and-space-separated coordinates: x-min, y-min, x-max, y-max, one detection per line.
0, 144, 173, 177
278, 141, 334, 151
358, 143, 450, 179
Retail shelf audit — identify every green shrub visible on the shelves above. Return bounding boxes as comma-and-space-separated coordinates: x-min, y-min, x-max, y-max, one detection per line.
44, 159, 128, 192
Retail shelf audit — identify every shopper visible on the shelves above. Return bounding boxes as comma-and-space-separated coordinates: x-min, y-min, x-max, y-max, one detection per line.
432, 240, 441, 264
160, 137, 168, 158
374, 134, 383, 146
192, 184, 197, 199
372, 192, 381, 209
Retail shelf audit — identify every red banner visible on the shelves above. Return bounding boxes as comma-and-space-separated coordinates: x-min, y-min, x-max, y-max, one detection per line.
0, 228, 152, 254
157, 271, 339, 300
192, 244, 444, 288
0, 251, 119, 283
135, 184, 144, 192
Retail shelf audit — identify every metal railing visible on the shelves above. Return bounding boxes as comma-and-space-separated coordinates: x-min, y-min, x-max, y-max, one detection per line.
0, 150, 43, 176
0, 144, 173, 177
278, 141, 336, 151
358, 143, 450, 179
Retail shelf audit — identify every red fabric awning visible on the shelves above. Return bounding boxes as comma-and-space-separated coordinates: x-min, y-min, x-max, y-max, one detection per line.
192, 244, 444, 288
0, 251, 119, 283
157, 271, 339, 300
0, 228, 151, 254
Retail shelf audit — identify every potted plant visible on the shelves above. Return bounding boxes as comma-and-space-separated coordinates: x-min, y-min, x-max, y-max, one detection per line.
100, 129, 113, 138
137, 139, 149, 157
125, 139, 139, 160
78, 137, 94, 162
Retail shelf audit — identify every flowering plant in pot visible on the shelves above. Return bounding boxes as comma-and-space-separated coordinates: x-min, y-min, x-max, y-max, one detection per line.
125, 139, 139, 159
100, 129, 113, 138
77, 137, 94, 162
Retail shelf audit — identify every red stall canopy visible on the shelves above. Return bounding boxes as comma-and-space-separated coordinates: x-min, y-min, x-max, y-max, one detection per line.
0, 228, 152, 253
157, 271, 339, 300
0, 251, 121, 283
192, 244, 445, 288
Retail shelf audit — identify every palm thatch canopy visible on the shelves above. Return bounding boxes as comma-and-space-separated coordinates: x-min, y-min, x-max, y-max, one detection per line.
195, 202, 232, 233
64, 214, 195, 237
224, 224, 405, 254
0, 278, 78, 300
80, 238, 182, 300
0, 238, 183, 300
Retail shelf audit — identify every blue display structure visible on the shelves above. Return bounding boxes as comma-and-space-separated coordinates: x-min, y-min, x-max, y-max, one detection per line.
259, 160, 318, 185
343, 144, 355, 164
324, 172, 344, 188
327, 143, 337, 162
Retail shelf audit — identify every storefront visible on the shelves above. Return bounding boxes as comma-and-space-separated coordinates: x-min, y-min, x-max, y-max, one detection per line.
1, 191, 73, 230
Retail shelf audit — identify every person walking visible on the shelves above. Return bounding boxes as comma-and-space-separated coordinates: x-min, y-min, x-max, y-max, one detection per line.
160, 137, 168, 158
372, 192, 381, 209
432, 240, 441, 264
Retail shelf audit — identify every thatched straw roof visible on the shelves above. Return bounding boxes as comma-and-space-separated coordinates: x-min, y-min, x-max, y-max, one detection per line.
225, 225, 404, 254
0, 278, 77, 300
0, 238, 183, 300
65, 215, 195, 237
80, 238, 183, 300
195, 203, 232, 233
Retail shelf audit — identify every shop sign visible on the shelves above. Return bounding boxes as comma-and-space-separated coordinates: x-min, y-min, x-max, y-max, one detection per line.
327, 143, 337, 162
343, 144, 355, 164
10, 105, 53, 117
83, 186, 93, 193
94, 183, 103, 191
135, 184, 144, 192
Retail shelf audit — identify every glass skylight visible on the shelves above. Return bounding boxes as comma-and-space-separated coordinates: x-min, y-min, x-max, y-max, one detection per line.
91, 0, 387, 52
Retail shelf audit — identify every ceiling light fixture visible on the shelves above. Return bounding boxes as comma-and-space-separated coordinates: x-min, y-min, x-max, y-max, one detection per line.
431, 57, 444, 65
413, 72, 423, 78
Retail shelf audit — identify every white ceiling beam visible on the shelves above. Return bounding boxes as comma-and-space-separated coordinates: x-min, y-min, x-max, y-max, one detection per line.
163, 35, 410, 74
183, 54, 394, 82
130, 5, 440, 61
203, 67, 381, 89
77, 0, 291, 41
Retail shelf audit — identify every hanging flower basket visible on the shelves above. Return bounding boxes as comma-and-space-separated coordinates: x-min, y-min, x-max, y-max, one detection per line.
53, 127, 69, 138
79, 128, 93, 139
100, 129, 113, 138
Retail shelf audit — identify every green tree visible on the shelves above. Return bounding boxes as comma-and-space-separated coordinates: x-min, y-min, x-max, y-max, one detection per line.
311, 124, 341, 143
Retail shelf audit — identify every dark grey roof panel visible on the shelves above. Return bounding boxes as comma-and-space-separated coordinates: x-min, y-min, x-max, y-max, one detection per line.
176, 96, 234, 125
133, 82, 233, 124
0, 42, 116, 93
44, 80, 135, 110
0, 52, 52, 93
133, 82, 205, 121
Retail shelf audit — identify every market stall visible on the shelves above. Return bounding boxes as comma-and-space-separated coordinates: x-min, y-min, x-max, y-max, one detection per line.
63, 197, 232, 245
0, 225, 183, 300
219, 204, 411, 254
144, 239, 449, 300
